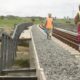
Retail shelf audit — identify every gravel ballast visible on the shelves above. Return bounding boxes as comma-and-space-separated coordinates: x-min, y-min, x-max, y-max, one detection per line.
32, 26, 80, 80
54, 23, 77, 33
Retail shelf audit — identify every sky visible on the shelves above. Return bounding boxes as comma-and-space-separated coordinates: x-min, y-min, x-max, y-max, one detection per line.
0, 0, 80, 18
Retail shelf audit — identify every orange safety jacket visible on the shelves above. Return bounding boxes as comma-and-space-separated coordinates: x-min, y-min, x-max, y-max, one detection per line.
74, 11, 80, 24
46, 17, 53, 29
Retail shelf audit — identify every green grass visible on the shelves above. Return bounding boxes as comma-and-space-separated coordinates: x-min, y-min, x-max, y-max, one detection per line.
0, 17, 32, 28
14, 59, 30, 68
0, 17, 75, 29
0, 17, 45, 29
54, 19, 75, 25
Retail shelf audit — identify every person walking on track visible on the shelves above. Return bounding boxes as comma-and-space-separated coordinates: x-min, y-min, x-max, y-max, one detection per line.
74, 5, 80, 42
45, 13, 53, 39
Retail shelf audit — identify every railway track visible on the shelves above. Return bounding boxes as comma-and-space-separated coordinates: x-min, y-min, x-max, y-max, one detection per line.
52, 28, 80, 51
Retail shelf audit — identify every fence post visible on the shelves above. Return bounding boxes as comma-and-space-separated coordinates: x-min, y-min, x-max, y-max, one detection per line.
0, 23, 33, 72
0, 34, 6, 72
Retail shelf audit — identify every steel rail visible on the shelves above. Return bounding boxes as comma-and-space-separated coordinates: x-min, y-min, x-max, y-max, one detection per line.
52, 28, 80, 51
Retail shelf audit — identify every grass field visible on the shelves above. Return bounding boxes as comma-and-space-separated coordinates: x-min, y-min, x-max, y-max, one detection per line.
0, 16, 75, 27
0, 16, 74, 33
0, 17, 32, 28
0, 16, 33, 33
0, 17, 44, 30
54, 18, 74, 24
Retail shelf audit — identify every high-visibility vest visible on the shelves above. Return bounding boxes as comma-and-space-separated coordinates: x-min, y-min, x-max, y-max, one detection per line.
74, 11, 80, 24
77, 11, 80, 20
46, 17, 53, 29
77, 11, 80, 25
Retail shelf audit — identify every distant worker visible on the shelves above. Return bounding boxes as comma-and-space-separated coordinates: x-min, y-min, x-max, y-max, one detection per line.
45, 13, 53, 39
74, 5, 80, 42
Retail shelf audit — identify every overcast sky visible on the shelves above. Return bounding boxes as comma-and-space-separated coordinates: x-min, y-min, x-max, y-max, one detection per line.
0, 0, 80, 18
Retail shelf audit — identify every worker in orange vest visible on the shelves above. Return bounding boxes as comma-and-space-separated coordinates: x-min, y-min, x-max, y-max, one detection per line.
74, 5, 80, 42
45, 13, 53, 39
